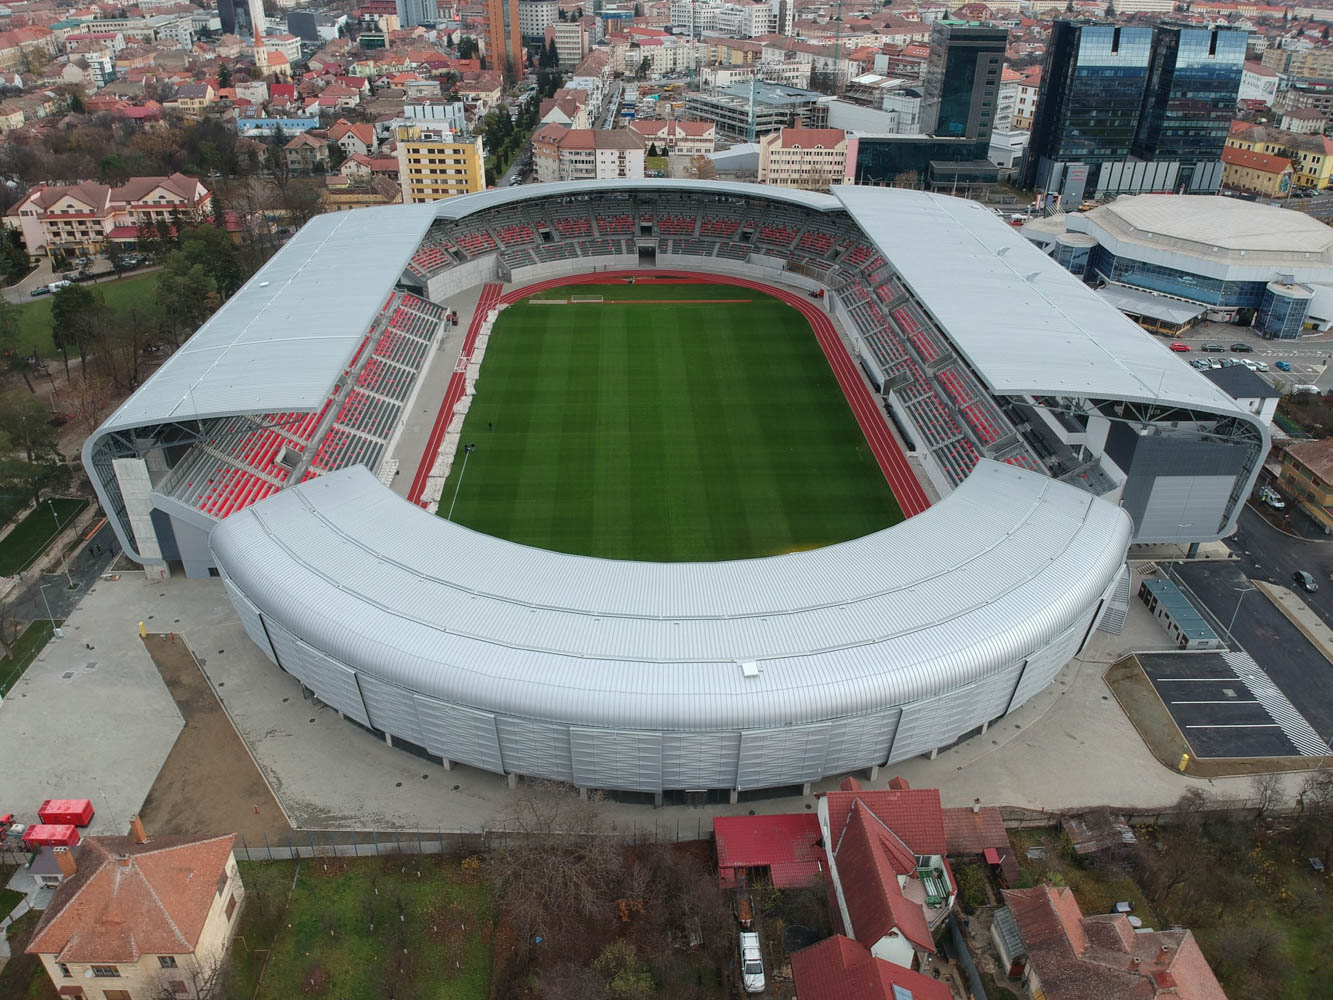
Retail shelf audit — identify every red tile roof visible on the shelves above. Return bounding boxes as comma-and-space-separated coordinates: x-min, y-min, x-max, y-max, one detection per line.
790, 935, 953, 1000
1221, 146, 1291, 173
713, 814, 825, 888
941, 805, 1019, 883
28, 835, 236, 964
835, 804, 934, 952
823, 787, 948, 856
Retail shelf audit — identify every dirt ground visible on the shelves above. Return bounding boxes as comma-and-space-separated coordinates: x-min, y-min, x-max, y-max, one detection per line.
137, 632, 294, 843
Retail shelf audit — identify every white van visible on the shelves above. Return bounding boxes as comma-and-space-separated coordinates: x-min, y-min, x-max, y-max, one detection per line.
47, 279, 72, 293
1292, 384, 1322, 395
739, 931, 765, 994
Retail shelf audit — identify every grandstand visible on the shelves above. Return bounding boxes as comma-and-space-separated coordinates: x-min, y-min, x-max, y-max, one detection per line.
83, 181, 1270, 797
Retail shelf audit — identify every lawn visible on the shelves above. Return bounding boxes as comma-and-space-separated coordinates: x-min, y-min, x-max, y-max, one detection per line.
227, 856, 492, 1000
0, 497, 87, 576
0, 619, 60, 698
439, 283, 903, 560
14, 272, 159, 358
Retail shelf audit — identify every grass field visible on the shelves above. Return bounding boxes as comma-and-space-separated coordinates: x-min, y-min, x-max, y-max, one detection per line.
438, 283, 902, 561
227, 857, 491, 1000
15, 272, 158, 357
0, 620, 61, 698
0, 497, 87, 576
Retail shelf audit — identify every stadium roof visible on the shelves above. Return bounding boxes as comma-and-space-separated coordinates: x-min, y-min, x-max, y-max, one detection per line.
834, 186, 1250, 413
211, 460, 1131, 731
1095, 194, 1333, 255
96, 203, 439, 434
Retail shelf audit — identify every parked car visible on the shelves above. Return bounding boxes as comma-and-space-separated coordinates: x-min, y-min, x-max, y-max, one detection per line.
1189, 359, 1209, 370
1251, 360, 1269, 372
739, 932, 765, 994
1201, 343, 1225, 352
1293, 384, 1322, 395
1294, 570, 1319, 593
1169, 341, 1191, 352
28, 285, 50, 297
1276, 360, 1292, 371
47, 279, 71, 293
1230, 342, 1254, 353
1260, 486, 1286, 510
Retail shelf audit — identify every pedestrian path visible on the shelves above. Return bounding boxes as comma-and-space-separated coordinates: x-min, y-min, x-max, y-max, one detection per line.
1220, 649, 1331, 756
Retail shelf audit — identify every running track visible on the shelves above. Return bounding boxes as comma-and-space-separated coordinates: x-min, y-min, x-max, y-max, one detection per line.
408, 270, 930, 517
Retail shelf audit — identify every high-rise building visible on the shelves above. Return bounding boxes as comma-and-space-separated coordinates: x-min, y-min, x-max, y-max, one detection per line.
1022, 22, 1246, 202
218, 0, 236, 36
396, 0, 438, 28
920, 20, 1007, 140
487, 0, 524, 80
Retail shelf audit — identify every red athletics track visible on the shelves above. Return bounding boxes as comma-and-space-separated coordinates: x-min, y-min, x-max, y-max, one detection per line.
408, 270, 930, 517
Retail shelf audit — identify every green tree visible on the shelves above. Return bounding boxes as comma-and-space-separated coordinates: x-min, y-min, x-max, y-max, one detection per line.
181, 224, 244, 299
50, 282, 98, 374
0, 229, 30, 286
217, 63, 232, 88
457, 35, 479, 60
68, 90, 86, 114
0, 390, 57, 463
0, 298, 37, 392
637, 56, 651, 80
591, 941, 655, 1000
155, 251, 219, 345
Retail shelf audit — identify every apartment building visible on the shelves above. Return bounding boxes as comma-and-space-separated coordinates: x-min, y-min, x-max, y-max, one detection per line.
394, 121, 486, 203
627, 118, 717, 155
757, 126, 856, 190
531, 124, 645, 182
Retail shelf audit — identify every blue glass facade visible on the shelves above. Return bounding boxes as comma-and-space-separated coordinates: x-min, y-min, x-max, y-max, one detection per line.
1087, 246, 1267, 307
1134, 28, 1247, 167
1053, 241, 1091, 276
1255, 285, 1312, 340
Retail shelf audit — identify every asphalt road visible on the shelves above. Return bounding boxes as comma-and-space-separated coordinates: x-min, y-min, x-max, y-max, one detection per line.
1229, 505, 1333, 628
1172, 541, 1333, 743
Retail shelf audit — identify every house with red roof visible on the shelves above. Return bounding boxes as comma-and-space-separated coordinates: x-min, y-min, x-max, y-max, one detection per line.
1000, 885, 1228, 1000
714, 813, 826, 889
329, 117, 378, 156
790, 935, 954, 1000
26, 827, 244, 998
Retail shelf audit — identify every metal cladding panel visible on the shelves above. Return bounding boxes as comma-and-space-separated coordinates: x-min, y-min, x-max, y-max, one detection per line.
413, 696, 503, 773
222, 579, 275, 664
1008, 617, 1088, 713
889, 689, 972, 762
570, 728, 663, 792
358, 673, 425, 747
264, 620, 371, 727
737, 724, 832, 790
822, 709, 901, 775
1138, 475, 1234, 541
495, 715, 574, 782
661, 731, 741, 789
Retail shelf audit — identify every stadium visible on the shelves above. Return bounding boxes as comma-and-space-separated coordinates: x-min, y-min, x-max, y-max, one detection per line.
83, 181, 1268, 799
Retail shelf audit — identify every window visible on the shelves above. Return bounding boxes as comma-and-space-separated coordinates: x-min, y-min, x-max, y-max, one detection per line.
90, 967, 120, 978
102, 992, 131, 1000
57, 962, 71, 978
159, 955, 178, 968
226, 894, 238, 920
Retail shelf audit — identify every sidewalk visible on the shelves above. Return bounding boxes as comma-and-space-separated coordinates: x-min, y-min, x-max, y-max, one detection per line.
1255, 580, 1333, 666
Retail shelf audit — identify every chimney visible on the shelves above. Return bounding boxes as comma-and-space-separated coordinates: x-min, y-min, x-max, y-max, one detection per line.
117, 855, 131, 868
972, 797, 981, 815
129, 814, 148, 845
53, 846, 77, 878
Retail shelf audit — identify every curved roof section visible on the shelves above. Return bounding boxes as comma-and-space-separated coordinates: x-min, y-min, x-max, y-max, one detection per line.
96, 203, 440, 434
210, 461, 1132, 730
1096, 194, 1333, 255
834, 186, 1253, 413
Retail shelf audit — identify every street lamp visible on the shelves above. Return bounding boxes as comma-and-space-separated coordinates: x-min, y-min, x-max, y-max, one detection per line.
38, 582, 55, 625
1227, 584, 1256, 641
445, 443, 477, 522
47, 499, 73, 588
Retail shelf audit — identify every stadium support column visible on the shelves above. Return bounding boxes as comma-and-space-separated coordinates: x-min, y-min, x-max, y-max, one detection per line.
729, 788, 739, 805
441, 757, 454, 771
868, 764, 880, 782
507, 773, 518, 789
113, 457, 170, 580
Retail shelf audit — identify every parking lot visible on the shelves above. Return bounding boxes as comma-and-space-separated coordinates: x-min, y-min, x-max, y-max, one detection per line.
1138, 652, 1301, 758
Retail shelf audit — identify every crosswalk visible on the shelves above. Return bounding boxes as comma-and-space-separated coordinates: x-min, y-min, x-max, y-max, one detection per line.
1220, 650, 1331, 756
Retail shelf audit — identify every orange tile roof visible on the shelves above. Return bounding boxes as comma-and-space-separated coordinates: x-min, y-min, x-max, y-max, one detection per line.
28, 835, 236, 964
1222, 145, 1291, 173
777, 127, 847, 148
791, 935, 953, 1000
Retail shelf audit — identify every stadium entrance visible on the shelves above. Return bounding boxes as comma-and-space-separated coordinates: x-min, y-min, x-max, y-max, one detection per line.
637, 241, 656, 265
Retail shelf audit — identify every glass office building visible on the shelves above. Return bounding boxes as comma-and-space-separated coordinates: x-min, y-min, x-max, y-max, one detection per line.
1022, 22, 1246, 199
921, 21, 1007, 140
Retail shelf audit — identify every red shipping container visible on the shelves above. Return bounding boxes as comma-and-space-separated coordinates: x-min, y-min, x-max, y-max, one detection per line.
37, 799, 94, 827
21, 824, 80, 849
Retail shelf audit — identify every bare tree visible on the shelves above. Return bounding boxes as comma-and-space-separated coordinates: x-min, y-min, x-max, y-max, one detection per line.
152, 955, 230, 1000
487, 781, 622, 952
1249, 771, 1283, 820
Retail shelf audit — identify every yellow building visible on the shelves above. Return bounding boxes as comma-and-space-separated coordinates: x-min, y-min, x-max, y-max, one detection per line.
1228, 119, 1333, 190
1278, 438, 1333, 534
394, 122, 486, 204
1220, 145, 1292, 197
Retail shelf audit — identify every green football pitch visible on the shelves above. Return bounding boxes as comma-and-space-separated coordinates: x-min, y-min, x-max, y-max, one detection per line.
437, 283, 903, 561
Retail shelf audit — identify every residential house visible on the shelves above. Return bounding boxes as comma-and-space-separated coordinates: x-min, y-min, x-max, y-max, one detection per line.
9, 173, 211, 256
1012, 65, 1040, 129
531, 124, 646, 182
1228, 119, 1333, 190
628, 118, 717, 155
26, 827, 245, 1000
1278, 437, 1333, 533
329, 118, 378, 156
235, 79, 269, 103
285, 131, 332, 172
1281, 107, 1328, 135
456, 70, 503, 109
168, 81, 215, 117
322, 172, 403, 210
1000, 885, 1228, 1000
340, 152, 399, 181
790, 935, 953, 1000
0, 105, 24, 131
1201, 365, 1280, 425
539, 87, 591, 128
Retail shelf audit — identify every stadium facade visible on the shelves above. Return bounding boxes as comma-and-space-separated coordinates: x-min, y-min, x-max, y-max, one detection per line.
83, 181, 1269, 795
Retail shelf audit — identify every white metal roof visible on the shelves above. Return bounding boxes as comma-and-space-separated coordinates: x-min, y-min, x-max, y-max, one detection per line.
834, 186, 1249, 413
97, 203, 440, 433
210, 461, 1132, 730
1096, 285, 1207, 326
1097, 195, 1333, 255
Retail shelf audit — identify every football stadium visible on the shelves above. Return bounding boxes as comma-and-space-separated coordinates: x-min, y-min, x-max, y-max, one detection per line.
83, 181, 1269, 799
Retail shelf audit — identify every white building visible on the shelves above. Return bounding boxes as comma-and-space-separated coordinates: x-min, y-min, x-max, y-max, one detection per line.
531, 123, 645, 181
1240, 59, 1279, 108
519, 0, 558, 39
